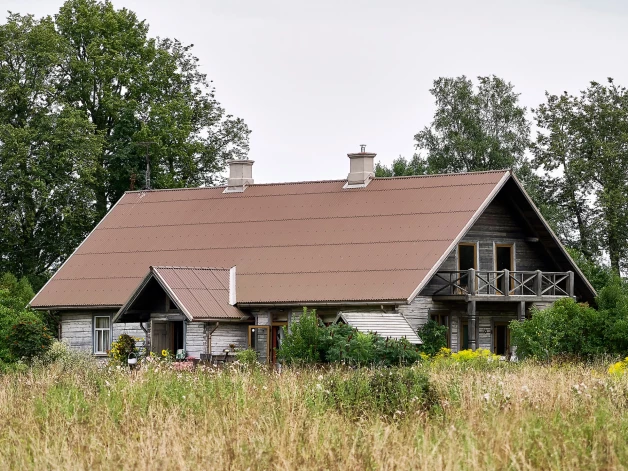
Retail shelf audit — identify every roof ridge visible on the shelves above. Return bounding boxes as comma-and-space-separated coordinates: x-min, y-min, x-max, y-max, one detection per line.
122, 169, 509, 195
151, 265, 232, 271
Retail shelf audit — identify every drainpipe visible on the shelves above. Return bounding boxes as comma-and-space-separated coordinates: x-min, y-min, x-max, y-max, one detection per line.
206, 322, 219, 356
140, 322, 149, 353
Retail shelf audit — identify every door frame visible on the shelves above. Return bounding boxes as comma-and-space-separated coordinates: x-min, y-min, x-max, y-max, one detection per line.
271, 322, 288, 363
248, 325, 271, 362
494, 243, 516, 293
457, 242, 478, 271
492, 321, 511, 356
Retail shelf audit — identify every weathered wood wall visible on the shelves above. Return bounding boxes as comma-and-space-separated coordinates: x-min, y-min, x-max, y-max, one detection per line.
420, 191, 558, 295
60, 312, 145, 354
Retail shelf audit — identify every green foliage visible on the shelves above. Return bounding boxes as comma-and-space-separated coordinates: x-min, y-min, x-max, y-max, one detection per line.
532, 79, 628, 273
278, 308, 422, 366
415, 75, 530, 174
320, 367, 433, 418
235, 348, 259, 366
277, 308, 323, 365
0, 1, 250, 282
416, 320, 447, 356
6, 311, 53, 360
566, 248, 614, 293
510, 298, 604, 361
375, 155, 426, 177
108, 334, 137, 364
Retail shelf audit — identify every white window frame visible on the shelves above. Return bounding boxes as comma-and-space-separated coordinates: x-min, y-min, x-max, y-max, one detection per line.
93, 315, 112, 355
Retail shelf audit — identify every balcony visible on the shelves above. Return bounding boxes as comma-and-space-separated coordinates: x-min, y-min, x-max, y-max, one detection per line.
432, 269, 575, 302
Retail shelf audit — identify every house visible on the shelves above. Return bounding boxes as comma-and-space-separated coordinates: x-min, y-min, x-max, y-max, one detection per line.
29, 148, 596, 361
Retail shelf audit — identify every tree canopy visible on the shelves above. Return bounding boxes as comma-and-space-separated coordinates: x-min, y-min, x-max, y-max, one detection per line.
376, 75, 530, 177
0, 1, 250, 288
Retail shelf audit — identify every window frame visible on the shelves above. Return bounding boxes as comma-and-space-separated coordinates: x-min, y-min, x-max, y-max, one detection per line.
457, 242, 478, 271
93, 315, 112, 356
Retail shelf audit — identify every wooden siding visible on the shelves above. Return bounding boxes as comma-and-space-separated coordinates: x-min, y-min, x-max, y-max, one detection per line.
420, 191, 558, 296
60, 312, 144, 354
185, 322, 205, 358
60, 313, 93, 352
209, 324, 248, 355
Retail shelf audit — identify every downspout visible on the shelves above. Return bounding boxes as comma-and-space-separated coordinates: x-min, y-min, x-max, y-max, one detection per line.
140, 322, 149, 353
206, 322, 219, 356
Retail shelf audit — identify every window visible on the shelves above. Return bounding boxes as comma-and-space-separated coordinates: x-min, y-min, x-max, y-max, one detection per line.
458, 243, 477, 271
94, 316, 111, 354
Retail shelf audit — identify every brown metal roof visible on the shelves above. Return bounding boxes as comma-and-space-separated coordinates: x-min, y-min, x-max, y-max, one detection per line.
115, 267, 245, 321
30, 170, 510, 308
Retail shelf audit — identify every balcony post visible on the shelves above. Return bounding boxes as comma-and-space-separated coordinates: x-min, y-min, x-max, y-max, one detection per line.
567, 271, 575, 297
467, 300, 477, 350
503, 269, 510, 296
517, 301, 526, 321
534, 270, 542, 296
468, 268, 476, 295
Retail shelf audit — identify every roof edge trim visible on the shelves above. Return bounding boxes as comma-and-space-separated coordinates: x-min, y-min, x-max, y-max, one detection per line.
112, 270, 154, 323
406, 170, 511, 303
150, 268, 194, 322
229, 266, 236, 305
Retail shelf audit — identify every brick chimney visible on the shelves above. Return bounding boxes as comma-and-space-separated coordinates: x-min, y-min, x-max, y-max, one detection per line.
345, 144, 376, 188
224, 159, 254, 192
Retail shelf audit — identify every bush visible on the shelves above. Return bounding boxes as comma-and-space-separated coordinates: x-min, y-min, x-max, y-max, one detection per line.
416, 320, 448, 356
279, 308, 422, 366
6, 311, 54, 360
235, 348, 258, 366
108, 334, 138, 364
509, 298, 603, 361
277, 307, 323, 365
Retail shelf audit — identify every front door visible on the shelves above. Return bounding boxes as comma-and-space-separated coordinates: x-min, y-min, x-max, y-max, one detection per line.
494, 323, 510, 356
461, 322, 469, 351
151, 321, 185, 355
151, 321, 169, 354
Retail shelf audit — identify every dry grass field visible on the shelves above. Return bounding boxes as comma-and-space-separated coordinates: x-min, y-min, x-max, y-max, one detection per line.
0, 359, 627, 470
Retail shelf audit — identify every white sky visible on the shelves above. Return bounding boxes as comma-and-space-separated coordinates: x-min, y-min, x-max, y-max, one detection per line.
4, 0, 628, 183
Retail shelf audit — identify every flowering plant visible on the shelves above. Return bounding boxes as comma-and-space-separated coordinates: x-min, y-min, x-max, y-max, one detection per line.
608, 357, 628, 376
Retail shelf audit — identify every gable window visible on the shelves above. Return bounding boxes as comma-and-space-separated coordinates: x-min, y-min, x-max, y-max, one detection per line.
458, 243, 477, 271
94, 316, 111, 355
458, 243, 477, 291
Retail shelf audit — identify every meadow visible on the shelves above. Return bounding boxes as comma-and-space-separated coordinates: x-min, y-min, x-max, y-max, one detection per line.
0, 357, 627, 471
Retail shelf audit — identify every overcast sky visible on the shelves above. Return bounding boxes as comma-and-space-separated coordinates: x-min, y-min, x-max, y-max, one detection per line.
4, 0, 628, 183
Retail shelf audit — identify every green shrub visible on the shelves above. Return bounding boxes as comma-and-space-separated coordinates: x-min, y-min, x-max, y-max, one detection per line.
235, 348, 258, 366
6, 311, 54, 360
416, 320, 448, 356
280, 310, 422, 366
277, 307, 323, 365
509, 298, 603, 360
108, 334, 138, 364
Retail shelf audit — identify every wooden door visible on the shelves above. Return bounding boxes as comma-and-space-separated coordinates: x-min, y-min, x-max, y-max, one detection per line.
151, 321, 170, 354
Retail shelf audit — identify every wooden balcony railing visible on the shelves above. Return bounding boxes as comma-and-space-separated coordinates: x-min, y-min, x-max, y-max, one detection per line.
432, 269, 575, 298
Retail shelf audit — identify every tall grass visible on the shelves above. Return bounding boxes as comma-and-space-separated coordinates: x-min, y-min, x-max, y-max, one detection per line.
0, 359, 627, 470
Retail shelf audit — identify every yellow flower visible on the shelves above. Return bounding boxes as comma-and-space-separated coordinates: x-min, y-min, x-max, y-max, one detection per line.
161, 349, 168, 357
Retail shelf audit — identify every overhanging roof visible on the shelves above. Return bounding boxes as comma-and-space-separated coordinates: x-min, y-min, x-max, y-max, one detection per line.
30, 170, 512, 308
337, 312, 422, 344
114, 266, 246, 323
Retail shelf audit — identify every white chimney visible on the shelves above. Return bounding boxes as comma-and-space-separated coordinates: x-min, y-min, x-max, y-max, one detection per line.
344, 144, 376, 188
224, 159, 254, 192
